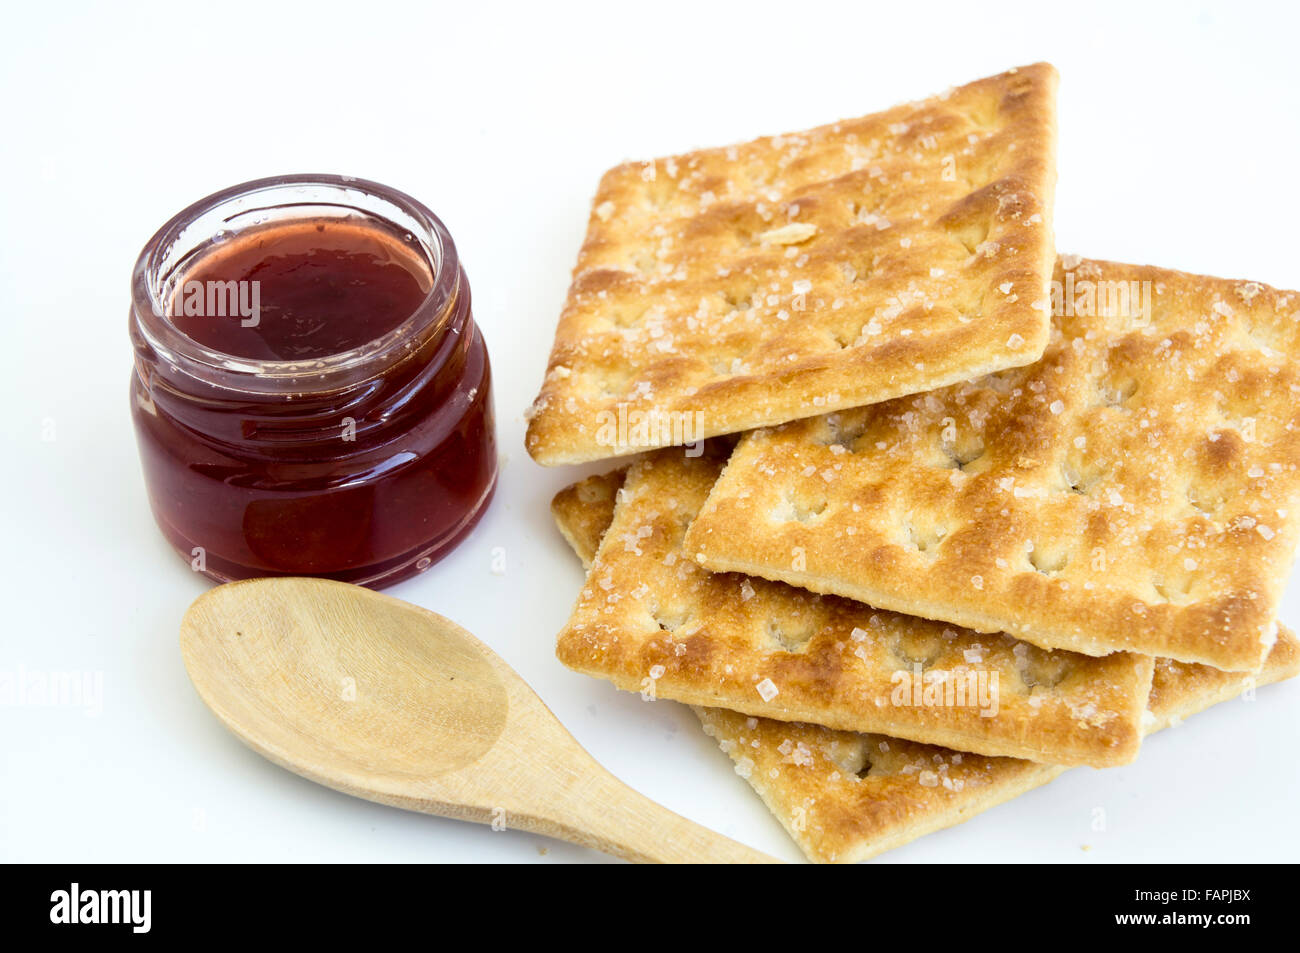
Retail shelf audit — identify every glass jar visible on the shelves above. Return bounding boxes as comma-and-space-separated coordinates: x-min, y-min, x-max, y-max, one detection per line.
129, 174, 497, 588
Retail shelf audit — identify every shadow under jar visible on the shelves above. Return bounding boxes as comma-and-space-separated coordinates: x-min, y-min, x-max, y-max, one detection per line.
130, 175, 497, 589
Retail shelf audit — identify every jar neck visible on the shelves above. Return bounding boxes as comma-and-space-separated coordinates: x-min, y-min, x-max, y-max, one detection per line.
130, 174, 464, 396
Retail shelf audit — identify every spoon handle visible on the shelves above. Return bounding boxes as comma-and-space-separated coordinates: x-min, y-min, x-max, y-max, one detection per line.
495, 755, 780, 863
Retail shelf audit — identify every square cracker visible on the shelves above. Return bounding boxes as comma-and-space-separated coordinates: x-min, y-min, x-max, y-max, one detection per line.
553, 469, 1300, 863
686, 258, 1300, 671
554, 452, 1154, 768
526, 64, 1058, 465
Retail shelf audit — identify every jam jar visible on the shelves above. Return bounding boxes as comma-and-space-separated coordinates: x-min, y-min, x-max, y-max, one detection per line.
130, 175, 497, 588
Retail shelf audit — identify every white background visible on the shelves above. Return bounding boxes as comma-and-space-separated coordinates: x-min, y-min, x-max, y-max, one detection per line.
2, 0, 1297, 863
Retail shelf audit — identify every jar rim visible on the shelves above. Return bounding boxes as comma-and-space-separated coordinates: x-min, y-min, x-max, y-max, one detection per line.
130, 173, 462, 394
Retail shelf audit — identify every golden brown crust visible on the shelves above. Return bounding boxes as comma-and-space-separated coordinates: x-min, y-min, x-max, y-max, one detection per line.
686, 258, 1300, 671
694, 707, 1065, 863
554, 451, 1152, 767
527, 64, 1058, 465
1145, 632, 1300, 731
551, 467, 1299, 862
550, 470, 624, 568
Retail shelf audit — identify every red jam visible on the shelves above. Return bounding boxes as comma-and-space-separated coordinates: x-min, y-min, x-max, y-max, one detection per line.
171, 220, 431, 360
130, 175, 497, 588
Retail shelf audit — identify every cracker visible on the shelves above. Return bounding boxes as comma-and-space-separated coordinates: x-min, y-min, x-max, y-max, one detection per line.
550, 470, 623, 567
554, 452, 1153, 767
552, 468, 1300, 862
526, 64, 1058, 465
686, 258, 1300, 671
550, 468, 630, 572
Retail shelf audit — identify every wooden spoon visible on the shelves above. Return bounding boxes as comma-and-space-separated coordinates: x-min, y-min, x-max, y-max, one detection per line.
180, 576, 776, 863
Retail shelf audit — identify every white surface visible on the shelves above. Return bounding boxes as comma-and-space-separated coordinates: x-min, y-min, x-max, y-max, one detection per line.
2, 0, 1297, 864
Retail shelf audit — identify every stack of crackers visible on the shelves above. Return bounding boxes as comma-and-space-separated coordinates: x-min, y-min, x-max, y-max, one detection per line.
525, 64, 1300, 862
